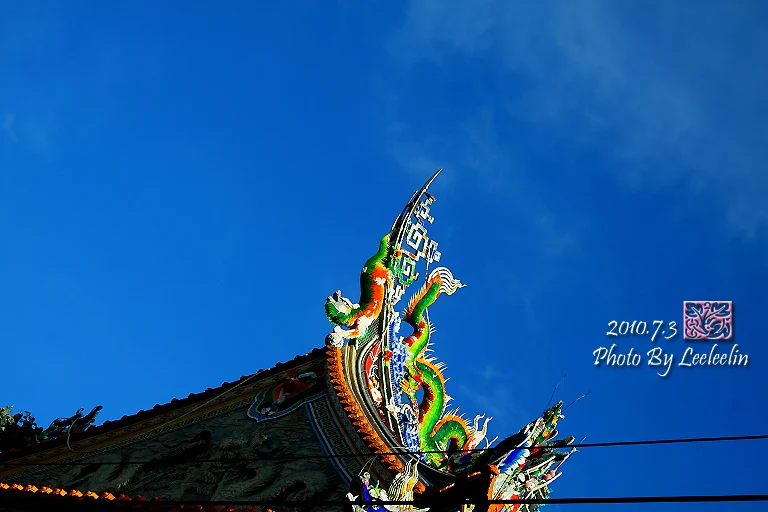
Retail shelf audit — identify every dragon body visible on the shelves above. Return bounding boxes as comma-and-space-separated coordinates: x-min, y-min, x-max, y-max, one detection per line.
325, 235, 393, 345
324, 234, 491, 469
322, 173, 574, 503
399, 267, 480, 466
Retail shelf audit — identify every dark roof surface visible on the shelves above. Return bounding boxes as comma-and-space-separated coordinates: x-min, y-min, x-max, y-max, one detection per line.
0, 348, 325, 463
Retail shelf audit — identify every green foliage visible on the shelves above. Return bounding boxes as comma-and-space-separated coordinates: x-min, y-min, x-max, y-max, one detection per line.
0, 405, 45, 454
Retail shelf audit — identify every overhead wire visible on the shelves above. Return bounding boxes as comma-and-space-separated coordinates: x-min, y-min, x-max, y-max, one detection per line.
2, 494, 766, 508
1, 433, 766, 467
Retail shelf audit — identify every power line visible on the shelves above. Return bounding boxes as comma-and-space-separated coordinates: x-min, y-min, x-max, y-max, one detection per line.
1, 433, 766, 467
1, 494, 766, 508
168, 494, 768, 505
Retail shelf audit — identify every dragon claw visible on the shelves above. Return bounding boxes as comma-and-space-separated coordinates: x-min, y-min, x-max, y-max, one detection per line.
326, 332, 344, 347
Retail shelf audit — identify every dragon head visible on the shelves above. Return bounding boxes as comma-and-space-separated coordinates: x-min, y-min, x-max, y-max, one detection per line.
544, 401, 565, 426
324, 290, 359, 326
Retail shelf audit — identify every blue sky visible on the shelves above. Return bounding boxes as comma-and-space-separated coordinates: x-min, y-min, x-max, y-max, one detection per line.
2, 1, 767, 509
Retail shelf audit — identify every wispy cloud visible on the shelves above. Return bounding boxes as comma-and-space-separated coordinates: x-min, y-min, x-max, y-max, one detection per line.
3, 113, 18, 143
390, 140, 445, 179
479, 364, 501, 381
457, 381, 529, 435
386, 99, 586, 265
388, 109, 506, 194
1, 6, 123, 162
387, 1, 768, 239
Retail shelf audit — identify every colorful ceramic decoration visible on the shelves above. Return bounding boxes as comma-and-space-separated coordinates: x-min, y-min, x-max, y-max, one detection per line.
483, 402, 576, 512
324, 170, 488, 469
247, 368, 326, 422
322, 170, 574, 510
347, 458, 428, 512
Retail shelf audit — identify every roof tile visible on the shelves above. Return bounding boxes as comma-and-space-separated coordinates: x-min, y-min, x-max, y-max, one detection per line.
0, 348, 324, 463
0, 482, 264, 511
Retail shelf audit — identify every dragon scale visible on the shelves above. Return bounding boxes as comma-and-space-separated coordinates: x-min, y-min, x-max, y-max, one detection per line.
401, 267, 471, 464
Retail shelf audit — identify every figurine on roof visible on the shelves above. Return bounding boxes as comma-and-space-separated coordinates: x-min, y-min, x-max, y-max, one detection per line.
44, 405, 102, 439
248, 368, 326, 421
325, 235, 394, 347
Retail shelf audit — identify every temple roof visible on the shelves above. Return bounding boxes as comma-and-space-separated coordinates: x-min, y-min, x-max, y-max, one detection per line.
1, 171, 576, 512
0, 348, 324, 464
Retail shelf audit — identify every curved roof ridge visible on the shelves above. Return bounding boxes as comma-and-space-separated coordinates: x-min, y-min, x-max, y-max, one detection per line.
0, 348, 325, 463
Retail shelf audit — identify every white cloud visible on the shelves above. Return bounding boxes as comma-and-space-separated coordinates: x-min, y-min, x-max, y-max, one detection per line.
387, 101, 586, 263
388, 0, 768, 239
3, 113, 18, 143
390, 140, 444, 179
457, 382, 529, 434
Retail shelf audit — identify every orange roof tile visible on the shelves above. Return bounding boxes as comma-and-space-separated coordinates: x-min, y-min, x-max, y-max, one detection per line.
0, 481, 267, 511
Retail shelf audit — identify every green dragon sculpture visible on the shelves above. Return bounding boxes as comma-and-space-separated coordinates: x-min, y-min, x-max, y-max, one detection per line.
325, 234, 393, 347
398, 267, 492, 466
324, 232, 492, 469
323, 171, 575, 505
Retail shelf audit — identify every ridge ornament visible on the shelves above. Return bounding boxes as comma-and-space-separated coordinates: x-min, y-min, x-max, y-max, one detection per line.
320, 169, 575, 511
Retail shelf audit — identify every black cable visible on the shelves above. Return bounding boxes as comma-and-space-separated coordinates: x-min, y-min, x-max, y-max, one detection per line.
1, 494, 767, 507
196, 494, 768, 505
0, 433, 766, 467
